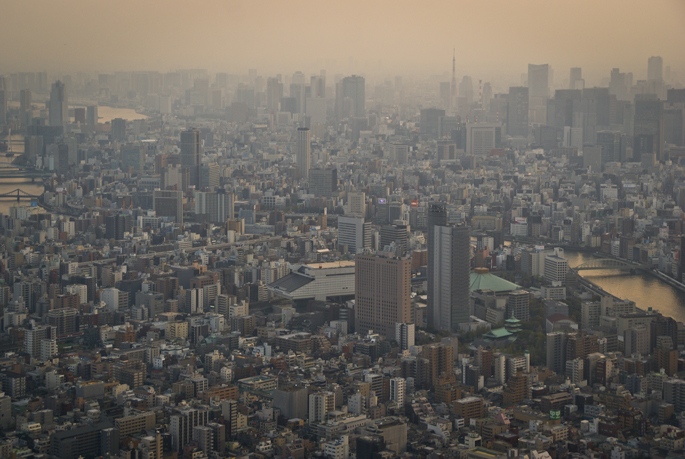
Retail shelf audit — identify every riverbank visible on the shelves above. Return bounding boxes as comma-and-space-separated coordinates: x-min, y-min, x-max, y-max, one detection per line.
566, 251, 685, 322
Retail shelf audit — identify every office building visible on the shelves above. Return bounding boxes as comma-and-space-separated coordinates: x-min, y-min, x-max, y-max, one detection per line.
49, 81, 68, 127
569, 67, 583, 89
50, 422, 113, 459
503, 370, 528, 406
423, 344, 454, 388
544, 249, 569, 284
428, 220, 470, 332
342, 75, 365, 118
596, 130, 622, 164
347, 191, 366, 216
648, 56, 663, 81
338, 215, 371, 254
200, 163, 221, 190
309, 391, 335, 424
194, 190, 234, 223
426, 203, 446, 330
389, 378, 406, 405
420, 108, 446, 139
395, 322, 415, 350
19, 89, 31, 127
296, 127, 311, 180
566, 358, 584, 384
115, 411, 157, 437
308, 168, 337, 197
355, 255, 412, 339
506, 290, 530, 321
465, 123, 501, 155
25, 325, 56, 359
552, 89, 581, 130
186, 288, 204, 314
454, 396, 485, 422
266, 77, 283, 112
170, 407, 209, 451
624, 326, 650, 357
272, 386, 309, 420
507, 87, 529, 137
528, 64, 550, 124
528, 63, 550, 98
634, 95, 664, 161
47, 308, 79, 338
153, 190, 183, 223
105, 213, 132, 241
546, 332, 567, 375
0, 90, 6, 125
380, 222, 410, 256
121, 144, 145, 171
111, 118, 126, 142
181, 128, 202, 187
87, 105, 98, 126
324, 436, 349, 459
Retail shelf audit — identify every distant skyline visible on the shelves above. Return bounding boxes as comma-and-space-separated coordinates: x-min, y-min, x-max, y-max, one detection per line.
2, 0, 684, 84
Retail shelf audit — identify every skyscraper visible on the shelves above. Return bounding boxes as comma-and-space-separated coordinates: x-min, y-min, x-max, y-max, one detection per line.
25, 325, 56, 360
111, 118, 126, 142
49, 80, 69, 127
308, 168, 337, 197
528, 64, 550, 124
420, 108, 446, 139
181, 128, 202, 187
266, 77, 283, 112
105, 214, 132, 241
194, 189, 234, 223
342, 75, 365, 118
296, 127, 311, 180
355, 255, 412, 339
0, 90, 6, 125
338, 215, 371, 254
170, 407, 209, 451
528, 64, 550, 98
634, 95, 664, 161
596, 130, 622, 164
506, 87, 529, 137
429, 223, 471, 332
19, 89, 31, 127
121, 144, 145, 171
648, 56, 663, 81
153, 190, 184, 223
426, 203, 447, 330
86, 105, 98, 126
569, 67, 583, 90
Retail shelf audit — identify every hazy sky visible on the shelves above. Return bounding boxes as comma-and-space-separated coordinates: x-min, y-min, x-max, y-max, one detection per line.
2, 0, 684, 82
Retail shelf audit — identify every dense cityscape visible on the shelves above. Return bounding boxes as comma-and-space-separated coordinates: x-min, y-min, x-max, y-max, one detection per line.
0, 5, 685, 458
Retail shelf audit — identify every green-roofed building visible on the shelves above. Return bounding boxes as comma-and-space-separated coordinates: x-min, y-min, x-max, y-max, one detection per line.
470, 268, 520, 293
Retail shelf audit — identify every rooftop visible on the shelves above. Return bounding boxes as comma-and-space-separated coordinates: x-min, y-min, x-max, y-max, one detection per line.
470, 269, 520, 293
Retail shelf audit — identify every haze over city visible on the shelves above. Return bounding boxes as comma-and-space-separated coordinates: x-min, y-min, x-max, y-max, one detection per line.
2, 0, 684, 83
2, 2, 685, 459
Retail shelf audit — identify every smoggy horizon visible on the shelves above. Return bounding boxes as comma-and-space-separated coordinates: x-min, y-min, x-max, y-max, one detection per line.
2, 0, 684, 85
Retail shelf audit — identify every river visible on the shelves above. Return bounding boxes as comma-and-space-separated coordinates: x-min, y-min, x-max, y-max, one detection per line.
6, 102, 147, 124
566, 251, 685, 322
0, 106, 146, 214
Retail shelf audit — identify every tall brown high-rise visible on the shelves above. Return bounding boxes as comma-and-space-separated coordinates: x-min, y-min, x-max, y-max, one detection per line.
422, 344, 454, 389
181, 128, 202, 188
355, 255, 412, 339
503, 370, 528, 406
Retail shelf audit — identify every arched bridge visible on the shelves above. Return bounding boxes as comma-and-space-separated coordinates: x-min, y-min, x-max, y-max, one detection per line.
0, 189, 42, 202
573, 258, 640, 271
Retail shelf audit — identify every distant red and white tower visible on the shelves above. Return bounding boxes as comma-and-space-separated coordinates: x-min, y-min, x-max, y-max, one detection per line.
450, 48, 457, 111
